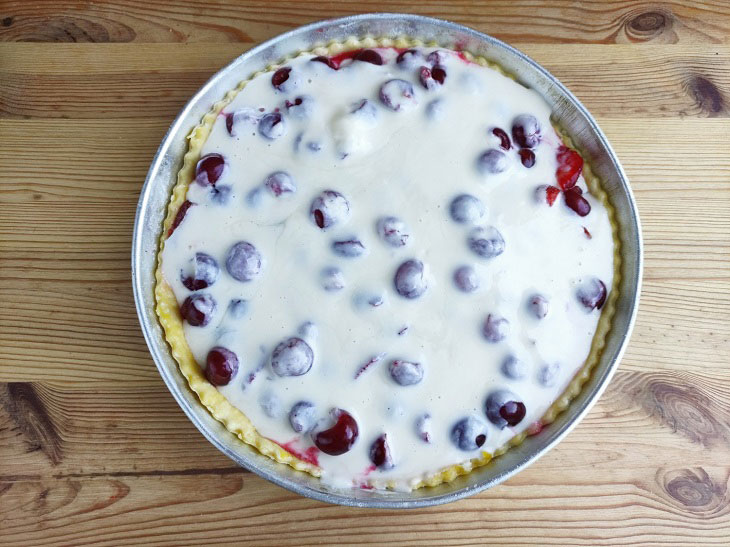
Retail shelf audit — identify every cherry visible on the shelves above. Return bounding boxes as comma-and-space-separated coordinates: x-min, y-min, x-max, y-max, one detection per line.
180, 293, 216, 327
492, 127, 511, 150
379, 79, 417, 112
511, 114, 541, 148
537, 363, 560, 387
354, 49, 383, 65
369, 434, 394, 469
225, 241, 263, 282
271, 337, 314, 377
259, 392, 282, 418
477, 148, 508, 174
394, 259, 428, 299
556, 145, 583, 190
181, 252, 219, 291
320, 266, 345, 291
376, 216, 410, 247
396, 49, 422, 68
528, 294, 549, 319
415, 413, 432, 443
289, 401, 317, 433
271, 67, 291, 90
205, 346, 239, 386
350, 98, 378, 120
449, 194, 485, 225
419, 65, 446, 89
226, 107, 260, 137
310, 190, 350, 230
576, 278, 607, 310
564, 186, 591, 216
258, 112, 287, 140
331, 238, 366, 258
311, 55, 337, 70
168, 200, 193, 237
501, 355, 528, 380
389, 359, 424, 386
453, 265, 480, 293
227, 298, 249, 319
285, 95, 314, 120
195, 153, 225, 186
485, 390, 526, 428
519, 148, 536, 168
426, 50, 447, 65
482, 313, 509, 343
535, 184, 560, 206
451, 416, 488, 451
468, 226, 506, 259
313, 409, 359, 456
265, 171, 297, 197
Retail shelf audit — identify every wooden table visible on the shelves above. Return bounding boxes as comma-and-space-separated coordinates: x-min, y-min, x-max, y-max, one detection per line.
1, 1, 729, 545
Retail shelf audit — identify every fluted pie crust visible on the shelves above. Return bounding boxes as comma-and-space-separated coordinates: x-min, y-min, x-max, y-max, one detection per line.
154, 36, 621, 490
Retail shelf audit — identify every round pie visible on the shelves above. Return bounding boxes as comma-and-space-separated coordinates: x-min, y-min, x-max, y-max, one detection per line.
155, 37, 620, 491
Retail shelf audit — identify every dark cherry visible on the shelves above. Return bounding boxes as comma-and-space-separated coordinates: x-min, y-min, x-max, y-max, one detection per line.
271, 67, 291, 90
180, 293, 216, 327
492, 127, 511, 150
482, 313, 509, 343
537, 363, 561, 387
485, 390, 526, 428
389, 359, 424, 386
311, 55, 337, 69
313, 409, 359, 456
528, 294, 549, 319
419, 65, 446, 89
226, 107, 260, 137
332, 238, 366, 258
477, 148, 508, 174
511, 114, 541, 148
535, 184, 560, 207
394, 259, 428, 299
396, 48, 421, 67
519, 148, 536, 168
264, 171, 297, 197
350, 98, 378, 120
556, 145, 584, 190
258, 112, 287, 140
226, 241, 263, 282
468, 226, 506, 259
426, 50, 447, 65
195, 153, 225, 186
451, 416, 488, 451
369, 434, 394, 469
289, 401, 317, 433
354, 49, 383, 65
576, 278, 607, 311
205, 346, 239, 386
564, 186, 591, 216
501, 355, 528, 380
271, 337, 314, 377
320, 266, 345, 291
449, 194, 485, 224
167, 200, 193, 237
453, 265, 480, 293
376, 216, 410, 247
379, 79, 417, 112
310, 190, 350, 230
181, 252, 220, 291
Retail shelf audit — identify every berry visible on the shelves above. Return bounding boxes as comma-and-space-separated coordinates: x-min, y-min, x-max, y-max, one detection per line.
396, 49, 422, 68
258, 112, 287, 140
535, 185, 560, 206
320, 266, 345, 291
394, 259, 428, 299
271, 337, 314, 377
311, 55, 337, 70
537, 363, 561, 387
227, 298, 249, 319
195, 153, 225, 186
289, 401, 317, 433
264, 171, 297, 197
349, 98, 378, 120
485, 390, 526, 428
379, 79, 417, 112
528, 294, 549, 319
310, 190, 350, 230
226, 107, 260, 136
259, 392, 282, 418
564, 186, 591, 216
285, 95, 314, 120
389, 360, 424, 386
511, 114, 541, 148
519, 148, 536, 168
331, 238, 367, 258
482, 314, 509, 343
168, 200, 193, 237
576, 278, 607, 310
376, 216, 410, 247
468, 226, 506, 259
501, 355, 528, 380
419, 65, 446, 89
180, 293, 216, 327
226, 241, 263, 282
492, 127, 511, 150
453, 265, 480, 292
426, 50, 447, 65
313, 409, 359, 456
369, 434, 394, 469
451, 416, 488, 451
477, 148, 508, 174
449, 194, 485, 225
415, 413, 432, 443
354, 49, 383, 65
556, 145, 583, 190
205, 346, 238, 386
180, 252, 219, 291
271, 67, 291, 90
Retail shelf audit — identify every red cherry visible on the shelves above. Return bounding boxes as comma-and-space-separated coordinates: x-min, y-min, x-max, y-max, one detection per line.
354, 49, 383, 65
271, 67, 291, 90
556, 145, 584, 190
519, 148, 536, 168
311, 56, 337, 70
369, 434, 394, 469
205, 346, 239, 386
167, 200, 193, 237
313, 409, 359, 456
564, 186, 591, 216
492, 127, 511, 150
545, 186, 560, 206
195, 154, 225, 186
500, 400, 526, 426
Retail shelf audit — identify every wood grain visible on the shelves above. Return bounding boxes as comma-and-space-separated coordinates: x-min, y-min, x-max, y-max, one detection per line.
1, 1, 729, 545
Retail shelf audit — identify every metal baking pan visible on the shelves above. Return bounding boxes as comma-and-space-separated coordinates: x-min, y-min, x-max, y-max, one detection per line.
132, 13, 642, 508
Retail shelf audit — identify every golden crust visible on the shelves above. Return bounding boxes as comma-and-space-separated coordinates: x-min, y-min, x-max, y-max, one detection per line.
154, 36, 620, 490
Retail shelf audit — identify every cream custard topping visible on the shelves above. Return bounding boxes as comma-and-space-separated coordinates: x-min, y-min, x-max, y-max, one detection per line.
160, 46, 614, 490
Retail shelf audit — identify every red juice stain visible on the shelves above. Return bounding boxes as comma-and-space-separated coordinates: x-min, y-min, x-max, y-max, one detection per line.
275, 439, 320, 466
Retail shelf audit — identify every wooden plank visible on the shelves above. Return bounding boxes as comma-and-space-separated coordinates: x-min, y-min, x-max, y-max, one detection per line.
1, 1, 729, 45
1, 44, 729, 119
